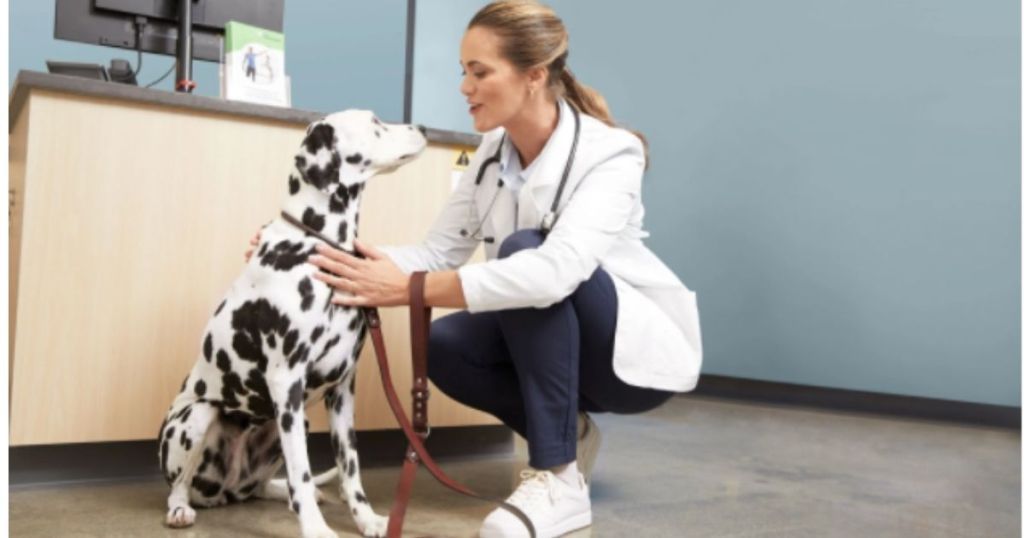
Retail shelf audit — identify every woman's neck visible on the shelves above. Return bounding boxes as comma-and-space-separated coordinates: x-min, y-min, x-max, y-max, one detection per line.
504, 96, 560, 169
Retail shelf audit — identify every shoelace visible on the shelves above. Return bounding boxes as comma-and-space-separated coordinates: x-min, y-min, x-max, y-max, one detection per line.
507, 469, 562, 509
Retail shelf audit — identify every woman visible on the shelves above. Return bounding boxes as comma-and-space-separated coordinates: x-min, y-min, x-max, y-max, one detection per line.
250, 1, 702, 536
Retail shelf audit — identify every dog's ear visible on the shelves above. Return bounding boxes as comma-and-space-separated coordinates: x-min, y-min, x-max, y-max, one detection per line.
294, 121, 342, 192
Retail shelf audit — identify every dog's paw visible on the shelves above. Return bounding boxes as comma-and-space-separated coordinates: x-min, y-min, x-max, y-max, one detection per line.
358, 513, 389, 538
165, 505, 196, 528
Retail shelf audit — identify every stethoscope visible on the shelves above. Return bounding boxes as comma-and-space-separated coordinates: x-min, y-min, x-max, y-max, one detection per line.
459, 104, 581, 243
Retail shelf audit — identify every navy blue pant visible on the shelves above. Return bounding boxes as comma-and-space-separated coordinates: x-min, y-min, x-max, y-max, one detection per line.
428, 229, 674, 469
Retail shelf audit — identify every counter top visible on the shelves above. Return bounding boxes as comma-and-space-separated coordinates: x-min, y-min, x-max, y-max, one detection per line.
9, 70, 482, 147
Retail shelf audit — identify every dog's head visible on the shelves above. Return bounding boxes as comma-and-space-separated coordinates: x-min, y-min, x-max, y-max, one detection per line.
292, 110, 428, 194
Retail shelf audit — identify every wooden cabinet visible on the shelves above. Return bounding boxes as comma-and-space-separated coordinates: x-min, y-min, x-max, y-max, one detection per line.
8, 74, 497, 445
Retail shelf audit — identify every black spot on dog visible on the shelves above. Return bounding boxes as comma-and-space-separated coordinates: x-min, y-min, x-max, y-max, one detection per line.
245, 369, 274, 418
345, 152, 363, 165
195, 379, 207, 397
374, 130, 381, 138
287, 380, 304, 412
303, 123, 334, 154
260, 240, 316, 272
215, 299, 226, 315
179, 429, 192, 451
288, 342, 310, 369
325, 362, 348, 384
221, 371, 245, 408
280, 411, 293, 432
348, 428, 358, 451
297, 144, 342, 191
347, 316, 361, 332
216, 349, 231, 372
310, 326, 324, 344
191, 475, 222, 497
348, 459, 357, 478
314, 334, 342, 363
337, 220, 348, 243
303, 471, 311, 482
258, 242, 268, 258
232, 298, 293, 371
289, 174, 300, 195
355, 491, 368, 504
329, 189, 350, 214
203, 334, 213, 361
283, 328, 298, 356
298, 277, 315, 311
267, 333, 277, 349
165, 426, 176, 440
302, 208, 325, 233
224, 490, 238, 504
292, 501, 301, 514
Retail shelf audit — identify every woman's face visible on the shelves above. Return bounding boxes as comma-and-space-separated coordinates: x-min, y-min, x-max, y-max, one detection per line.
459, 26, 531, 133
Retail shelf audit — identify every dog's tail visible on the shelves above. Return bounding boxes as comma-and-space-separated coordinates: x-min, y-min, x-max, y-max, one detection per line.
312, 467, 340, 486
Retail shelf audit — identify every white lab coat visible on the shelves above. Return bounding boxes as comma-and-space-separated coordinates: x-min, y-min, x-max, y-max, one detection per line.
380, 99, 702, 392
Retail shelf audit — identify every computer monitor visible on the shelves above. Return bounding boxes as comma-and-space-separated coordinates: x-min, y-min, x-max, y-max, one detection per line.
54, 0, 284, 91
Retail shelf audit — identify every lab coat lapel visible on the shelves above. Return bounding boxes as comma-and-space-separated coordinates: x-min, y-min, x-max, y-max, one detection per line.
518, 100, 576, 230
473, 155, 517, 241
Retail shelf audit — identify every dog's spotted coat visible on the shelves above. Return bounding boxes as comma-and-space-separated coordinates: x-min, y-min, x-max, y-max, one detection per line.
158, 110, 427, 538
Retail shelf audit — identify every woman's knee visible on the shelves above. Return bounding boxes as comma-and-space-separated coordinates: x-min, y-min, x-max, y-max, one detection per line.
426, 317, 463, 388
498, 229, 545, 259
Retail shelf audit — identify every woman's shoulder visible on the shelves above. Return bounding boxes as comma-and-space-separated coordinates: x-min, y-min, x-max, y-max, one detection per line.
576, 110, 645, 168
577, 111, 643, 153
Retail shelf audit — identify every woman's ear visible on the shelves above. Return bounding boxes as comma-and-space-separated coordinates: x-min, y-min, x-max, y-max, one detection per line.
527, 65, 549, 93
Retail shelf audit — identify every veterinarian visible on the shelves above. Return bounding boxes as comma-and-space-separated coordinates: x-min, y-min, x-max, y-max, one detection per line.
302, 1, 702, 536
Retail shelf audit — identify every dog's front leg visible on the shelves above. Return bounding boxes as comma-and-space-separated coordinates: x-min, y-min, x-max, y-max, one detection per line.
270, 375, 336, 538
326, 381, 388, 538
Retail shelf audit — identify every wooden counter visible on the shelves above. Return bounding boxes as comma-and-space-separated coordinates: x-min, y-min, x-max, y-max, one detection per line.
9, 71, 497, 445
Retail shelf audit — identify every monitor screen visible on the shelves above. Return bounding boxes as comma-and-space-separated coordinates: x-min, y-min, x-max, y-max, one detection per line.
54, 0, 284, 62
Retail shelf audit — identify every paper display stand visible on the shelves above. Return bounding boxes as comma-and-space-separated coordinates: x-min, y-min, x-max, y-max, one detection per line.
221, 21, 290, 107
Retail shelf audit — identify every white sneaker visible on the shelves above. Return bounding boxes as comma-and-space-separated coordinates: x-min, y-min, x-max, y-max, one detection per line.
576, 412, 601, 485
478, 468, 591, 538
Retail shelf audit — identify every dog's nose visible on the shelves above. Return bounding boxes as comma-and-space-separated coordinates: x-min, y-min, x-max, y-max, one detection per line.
416, 125, 427, 136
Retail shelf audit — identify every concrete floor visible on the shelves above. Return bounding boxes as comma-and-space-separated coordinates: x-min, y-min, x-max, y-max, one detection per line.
9, 396, 1021, 537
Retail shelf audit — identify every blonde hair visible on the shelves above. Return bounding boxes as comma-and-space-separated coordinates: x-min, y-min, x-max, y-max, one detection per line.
469, 0, 650, 168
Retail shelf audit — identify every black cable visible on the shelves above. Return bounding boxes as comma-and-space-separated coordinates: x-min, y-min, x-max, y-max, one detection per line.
130, 16, 146, 78
145, 62, 176, 88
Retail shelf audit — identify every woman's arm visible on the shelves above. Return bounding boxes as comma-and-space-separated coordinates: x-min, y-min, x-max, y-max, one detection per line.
309, 240, 468, 308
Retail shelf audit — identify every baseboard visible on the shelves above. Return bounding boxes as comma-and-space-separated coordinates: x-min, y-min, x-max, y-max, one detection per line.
688, 374, 1020, 429
9, 424, 513, 488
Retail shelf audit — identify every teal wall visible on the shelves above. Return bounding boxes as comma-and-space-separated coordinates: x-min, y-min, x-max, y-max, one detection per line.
9, 1, 1020, 407
8, 1, 408, 121
413, 1, 1021, 406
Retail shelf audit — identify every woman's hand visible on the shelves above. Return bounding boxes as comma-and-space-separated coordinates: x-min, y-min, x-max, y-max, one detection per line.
309, 239, 410, 307
244, 230, 261, 262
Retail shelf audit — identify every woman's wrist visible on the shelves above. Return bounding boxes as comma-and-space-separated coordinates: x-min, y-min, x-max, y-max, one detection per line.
423, 270, 468, 309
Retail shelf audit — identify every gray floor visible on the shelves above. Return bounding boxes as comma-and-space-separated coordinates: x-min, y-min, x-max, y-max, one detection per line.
9, 396, 1021, 537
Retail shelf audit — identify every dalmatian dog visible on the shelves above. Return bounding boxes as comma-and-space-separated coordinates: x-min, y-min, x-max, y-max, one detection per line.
158, 110, 428, 538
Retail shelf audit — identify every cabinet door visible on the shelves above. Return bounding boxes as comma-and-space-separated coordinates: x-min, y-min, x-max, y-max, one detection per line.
9, 91, 495, 445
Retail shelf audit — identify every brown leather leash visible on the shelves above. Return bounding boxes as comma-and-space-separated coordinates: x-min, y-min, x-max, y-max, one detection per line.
279, 211, 536, 538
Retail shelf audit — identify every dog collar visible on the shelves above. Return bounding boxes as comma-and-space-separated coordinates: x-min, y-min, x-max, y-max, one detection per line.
279, 210, 365, 260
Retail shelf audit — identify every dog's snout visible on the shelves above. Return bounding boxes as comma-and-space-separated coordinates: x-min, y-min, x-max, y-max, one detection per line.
416, 125, 427, 136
